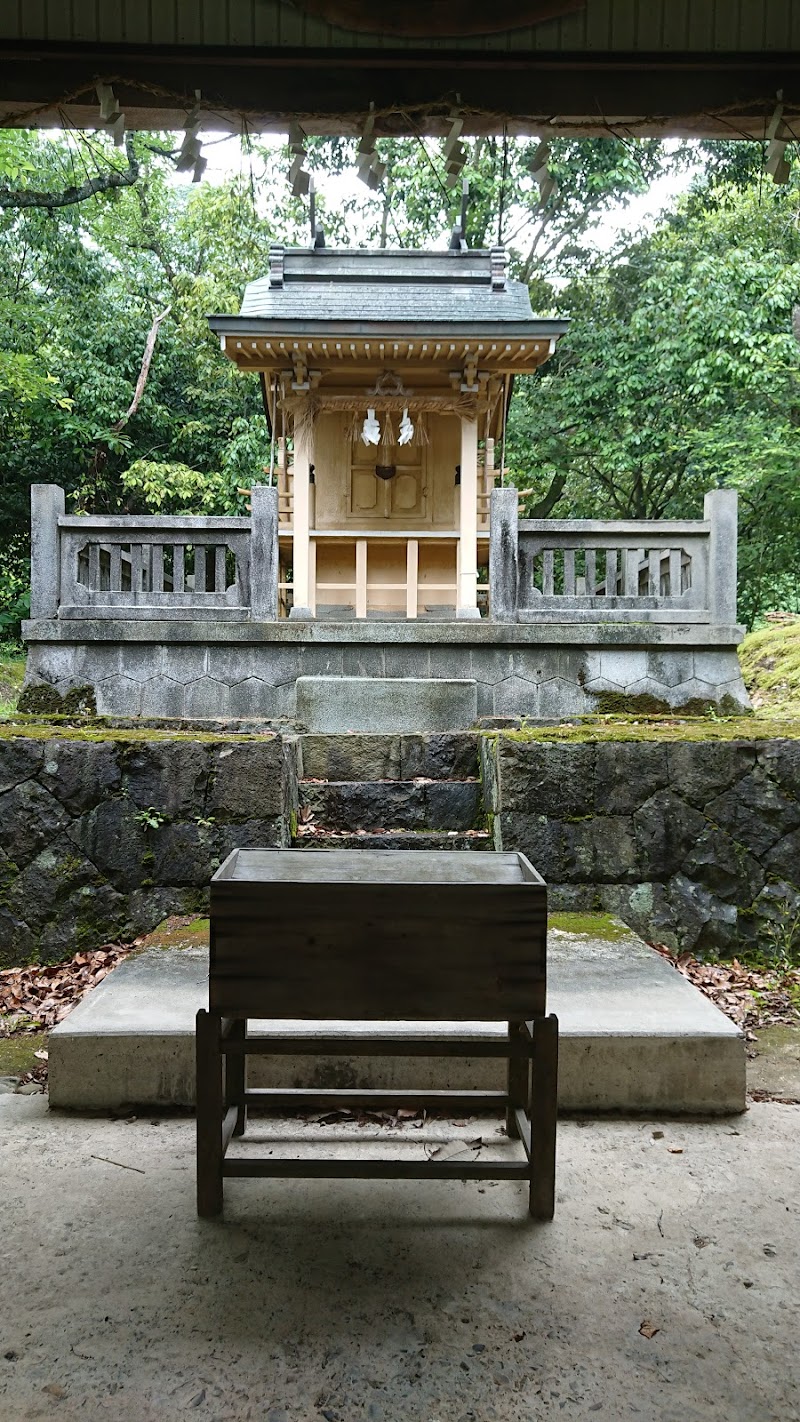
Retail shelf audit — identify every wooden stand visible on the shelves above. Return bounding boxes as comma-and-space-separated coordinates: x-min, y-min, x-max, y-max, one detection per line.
196, 849, 558, 1220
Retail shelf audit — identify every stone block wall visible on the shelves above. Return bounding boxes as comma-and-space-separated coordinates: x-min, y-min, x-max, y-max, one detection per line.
22, 619, 749, 724
0, 731, 298, 966
482, 733, 800, 954
2, 724, 798, 966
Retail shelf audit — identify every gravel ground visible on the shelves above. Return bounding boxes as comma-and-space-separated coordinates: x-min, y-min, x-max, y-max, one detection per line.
0, 1096, 798, 1422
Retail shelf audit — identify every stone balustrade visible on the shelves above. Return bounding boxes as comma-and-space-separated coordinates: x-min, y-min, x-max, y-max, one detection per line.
489, 487, 738, 627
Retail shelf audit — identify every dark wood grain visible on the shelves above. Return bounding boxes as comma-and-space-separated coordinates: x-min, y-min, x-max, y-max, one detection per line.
225, 1017, 247, 1137
210, 879, 547, 1020
195, 1009, 224, 1218
506, 1021, 530, 1139
197, 849, 556, 1220
221, 1034, 532, 1058
223, 1158, 531, 1181
529, 1014, 559, 1220
241, 1088, 508, 1111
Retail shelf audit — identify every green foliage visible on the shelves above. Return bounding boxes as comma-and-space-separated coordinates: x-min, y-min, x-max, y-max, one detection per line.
503, 164, 800, 626
301, 133, 673, 279
0, 127, 797, 636
120, 459, 230, 515
133, 806, 168, 831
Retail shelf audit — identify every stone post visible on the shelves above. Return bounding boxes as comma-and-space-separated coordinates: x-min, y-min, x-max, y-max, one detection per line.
249, 483, 279, 622
30, 484, 65, 619
489, 487, 519, 623
704, 488, 738, 625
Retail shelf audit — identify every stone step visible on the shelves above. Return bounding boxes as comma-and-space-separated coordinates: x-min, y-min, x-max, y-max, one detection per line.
48, 918, 746, 1114
296, 676, 477, 734
294, 829, 492, 850
299, 732, 479, 783
299, 779, 484, 832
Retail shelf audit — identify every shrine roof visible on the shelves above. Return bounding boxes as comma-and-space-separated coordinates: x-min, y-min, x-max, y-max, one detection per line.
210, 244, 567, 337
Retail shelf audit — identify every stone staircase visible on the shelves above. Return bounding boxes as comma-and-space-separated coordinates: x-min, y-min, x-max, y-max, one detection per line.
293, 732, 491, 850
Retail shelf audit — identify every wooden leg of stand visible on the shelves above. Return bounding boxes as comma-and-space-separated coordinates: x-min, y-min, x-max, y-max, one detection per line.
225, 1018, 247, 1137
529, 1014, 558, 1221
196, 1009, 224, 1219
506, 1021, 529, 1139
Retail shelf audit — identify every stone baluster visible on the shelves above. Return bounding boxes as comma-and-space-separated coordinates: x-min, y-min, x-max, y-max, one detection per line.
704, 488, 738, 626
30, 484, 65, 619
489, 487, 519, 623
249, 484, 279, 622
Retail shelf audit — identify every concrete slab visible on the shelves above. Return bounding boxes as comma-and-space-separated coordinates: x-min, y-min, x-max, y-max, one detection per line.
3, 1095, 798, 1422
295, 676, 478, 732
49, 919, 745, 1114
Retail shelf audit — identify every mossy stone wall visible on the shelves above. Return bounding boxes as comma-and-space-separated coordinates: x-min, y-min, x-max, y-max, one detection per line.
483, 732, 800, 954
0, 729, 299, 966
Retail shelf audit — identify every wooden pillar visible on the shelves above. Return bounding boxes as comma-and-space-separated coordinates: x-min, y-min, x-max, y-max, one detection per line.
406, 538, 419, 620
289, 418, 313, 619
355, 538, 368, 619
458, 417, 480, 619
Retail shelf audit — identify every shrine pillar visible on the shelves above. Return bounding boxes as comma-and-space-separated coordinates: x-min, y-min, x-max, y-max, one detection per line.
289, 415, 314, 619
457, 415, 480, 619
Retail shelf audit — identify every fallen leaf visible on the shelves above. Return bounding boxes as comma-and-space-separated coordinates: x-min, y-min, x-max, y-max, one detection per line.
639, 1321, 660, 1340
427, 1138, 483, 1162
667, 1147, 684, 1155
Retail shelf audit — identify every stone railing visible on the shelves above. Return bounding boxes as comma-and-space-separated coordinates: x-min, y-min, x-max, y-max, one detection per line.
488, 488, 738, 625
30, 484, 279, 622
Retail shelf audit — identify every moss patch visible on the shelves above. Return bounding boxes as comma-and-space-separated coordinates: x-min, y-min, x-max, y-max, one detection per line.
490, 714, 800, 746
0, 1032, 47, 1076
739, 620, 800, 715
548, 912, 629, 941
0, 721, 272, 745
589, 691, 747, 718
17, 683, 97, 716
136, 916, 210, 951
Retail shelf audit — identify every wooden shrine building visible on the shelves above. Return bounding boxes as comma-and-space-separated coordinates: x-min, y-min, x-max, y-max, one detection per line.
210, 242, 567, 621
24, 235, 749, 727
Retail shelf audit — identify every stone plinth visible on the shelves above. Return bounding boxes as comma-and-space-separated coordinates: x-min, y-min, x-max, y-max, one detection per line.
48, 919, 745, 1114
22, 616, 750, 722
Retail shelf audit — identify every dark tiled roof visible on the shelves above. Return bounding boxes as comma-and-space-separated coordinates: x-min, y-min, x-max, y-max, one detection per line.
236, 246, 537, 326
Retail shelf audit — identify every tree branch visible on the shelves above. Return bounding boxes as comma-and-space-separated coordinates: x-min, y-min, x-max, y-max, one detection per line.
0, 135, 140, 210
525, 471, 568, 518
111, 306, 171, 433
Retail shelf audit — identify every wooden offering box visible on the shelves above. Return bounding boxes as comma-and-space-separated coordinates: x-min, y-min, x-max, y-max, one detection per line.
198, 848, 557, 1219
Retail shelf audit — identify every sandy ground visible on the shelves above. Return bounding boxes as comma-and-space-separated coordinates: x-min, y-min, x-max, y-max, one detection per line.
0, 1096, 798, 1422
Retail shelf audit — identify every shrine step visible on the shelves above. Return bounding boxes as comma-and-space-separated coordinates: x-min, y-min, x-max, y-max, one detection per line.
299, 732, 479, 783
294, 829, 492, 850
298, 779, 484, 833
296, 676, 477, 734
48, 918, 746, 1114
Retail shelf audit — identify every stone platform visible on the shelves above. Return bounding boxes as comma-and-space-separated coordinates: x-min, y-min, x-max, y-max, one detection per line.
49, 917, 745, 1114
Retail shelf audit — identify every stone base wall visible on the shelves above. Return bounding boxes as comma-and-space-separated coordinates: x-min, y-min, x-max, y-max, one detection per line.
22, 618, 750, 723
0, 731, 298, 966
3, 724, 794, 966
483, 733, 800, 955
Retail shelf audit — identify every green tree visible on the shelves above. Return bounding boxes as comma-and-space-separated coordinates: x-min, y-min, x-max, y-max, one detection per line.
504, 172, 800, 624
